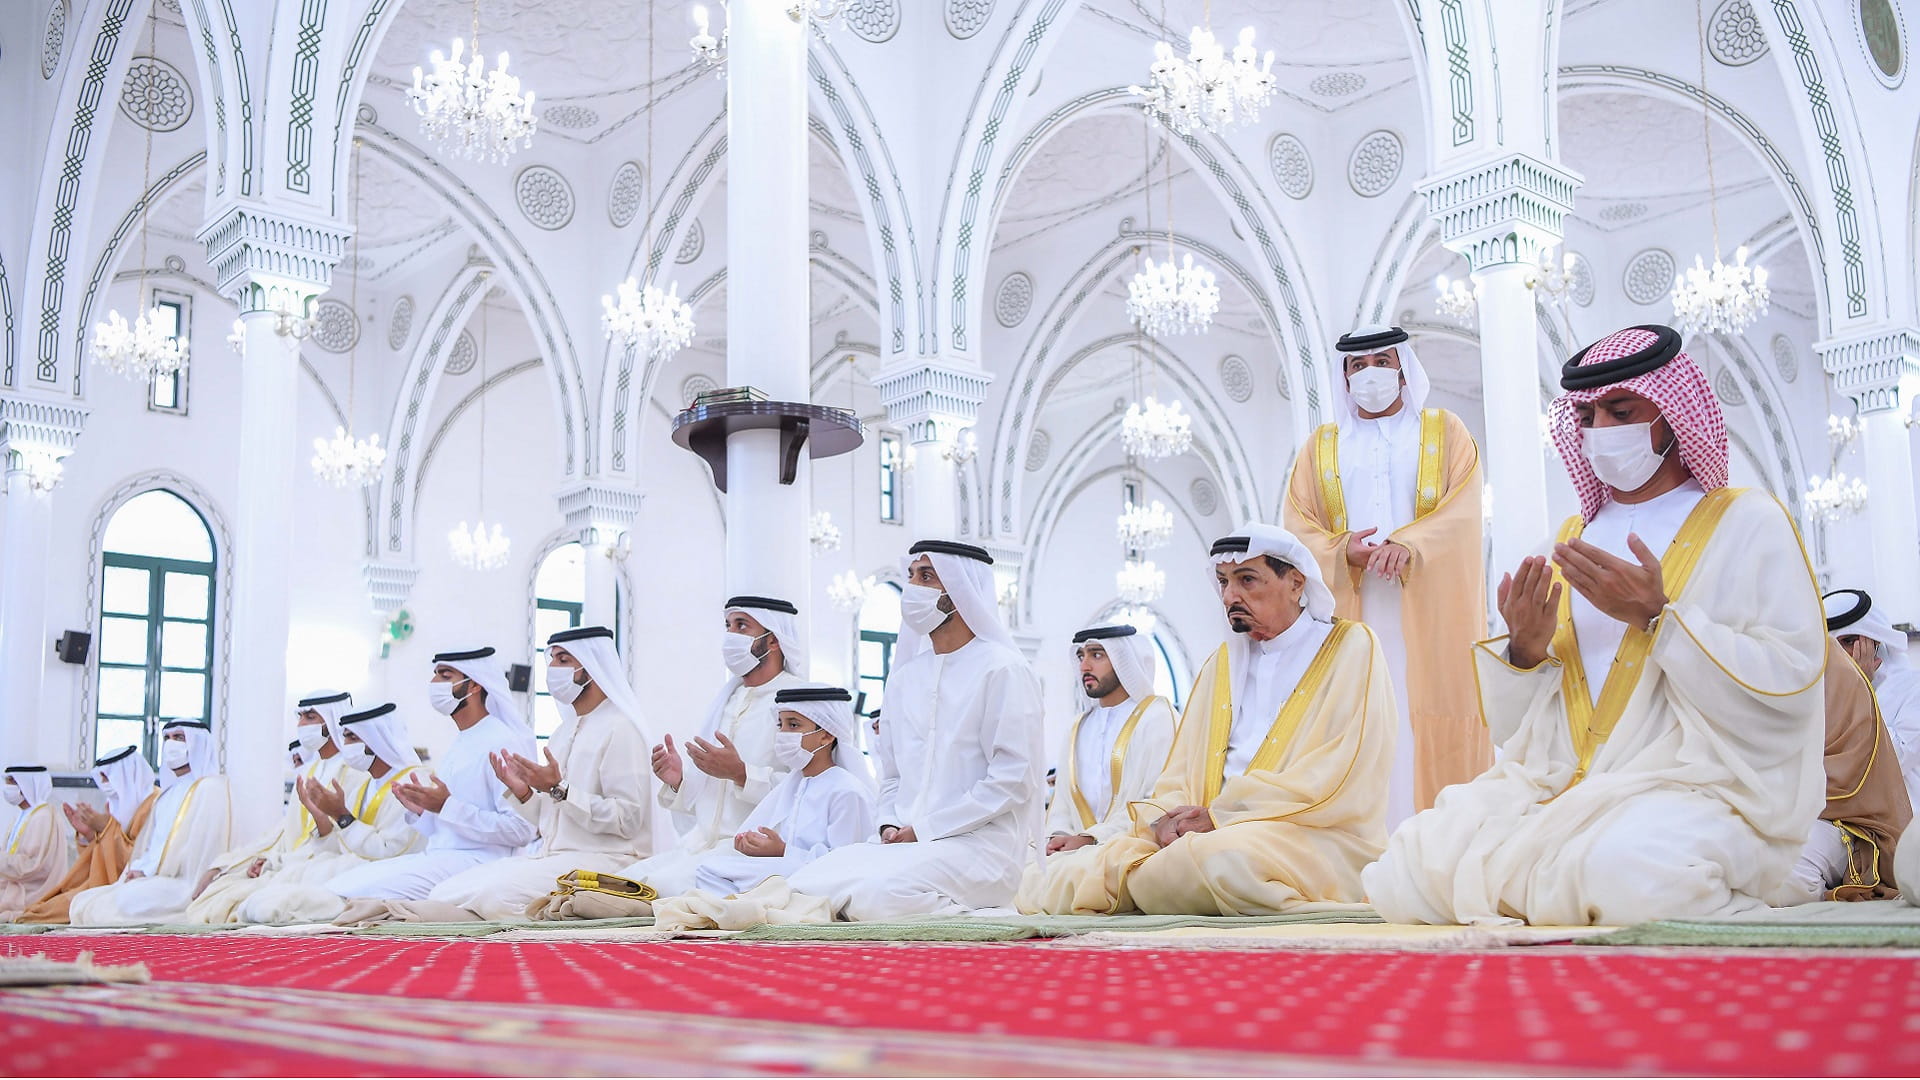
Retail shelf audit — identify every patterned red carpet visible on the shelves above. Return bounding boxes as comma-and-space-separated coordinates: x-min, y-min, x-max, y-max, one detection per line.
3, 935, 1917, 1076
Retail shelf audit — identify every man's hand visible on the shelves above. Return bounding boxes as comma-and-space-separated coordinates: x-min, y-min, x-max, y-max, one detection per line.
1554, 534, 1666, 629
295, 777, 332, 833
1498, 555, 1563, 670
1344, 526, 1380, 568
687, 733, 747, 786
244, 856, 268, 879
506, 747, 563, 793
123, 870, 147, 881
395, 774, 451, 815
191, 866, 220, 899
1365, 540, 1412, 583
1172, 809, 1216, 839
489, 751, 533, 802
64, 802, 104, 844
879, 824, 918, 844
734, 827, 786, 857
1046, 833, 1097, 855
1150, 806, 1210, 849
305, 778, 349, 821
651, 735, 686, 791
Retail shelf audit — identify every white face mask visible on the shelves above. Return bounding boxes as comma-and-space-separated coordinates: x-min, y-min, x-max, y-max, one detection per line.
1347, 365, 1403, 413
773, 729, 827, 769
4, 782, 21, 808
97, 777, 115, 797
1581, 418, 1672, 492
720, 630, 770, 678
546, 664, 585, 705
339, 741, 375, 772
900, 583, 952, 635
295, 724, 328, 753
161, 740, 191, 771
427, 680, 472, 717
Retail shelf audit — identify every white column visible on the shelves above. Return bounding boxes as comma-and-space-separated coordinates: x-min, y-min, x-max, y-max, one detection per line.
1818, 328, 1920, 624
200, 203, 348, 818
723, 0, 810, 602
0, 398, 87, 764
560, 482, 644, 631
1420, 155, 1581, 577
873, 358, 993, 541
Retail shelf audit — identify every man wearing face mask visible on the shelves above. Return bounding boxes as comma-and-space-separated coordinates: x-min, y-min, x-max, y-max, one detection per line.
1021, 526, 1394, 916
18, 747, 160, 924
0, 766, 72, 920
787, 541, 1045, 920
628, 597, 806, 896
71, 721, 235, 925
418, 626, 659, 920
1366, 323, 1828, 926
1284, 325, 1487, 830
1825, 589, 1920, 810
317, 649, 539, 904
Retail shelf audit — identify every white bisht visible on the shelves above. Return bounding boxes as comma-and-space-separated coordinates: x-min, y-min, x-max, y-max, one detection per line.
70, 721, 235, 925
1, 766, 73, 918
1043, 625, 1176, 846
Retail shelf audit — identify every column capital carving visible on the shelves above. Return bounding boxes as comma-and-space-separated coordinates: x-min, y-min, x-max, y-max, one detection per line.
1419, 153, 1583, 271
558, 481, 645, 545
873, 358, 994, 445
1816, 327, 1920, 415
362, 560, 421, 615
0, 395, 89, 488
198, 201, 352, 312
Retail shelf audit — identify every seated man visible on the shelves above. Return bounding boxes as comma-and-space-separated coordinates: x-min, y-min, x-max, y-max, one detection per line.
1365, 324, 1828, 926
789, 541, 1045, 920
1787, 637, 1910, 901
1825, 589, 1919, 809
1020, 525, 1393, 916
70, 721, 235, 925
425, 626, 657, 920
634, 596, 806, 895
1, 766, 72, 920
18, 747, 159, 924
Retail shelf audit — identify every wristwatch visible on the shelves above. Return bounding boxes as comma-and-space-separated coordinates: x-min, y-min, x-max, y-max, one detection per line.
334, 811, 356, 830
546, 783, 568, 802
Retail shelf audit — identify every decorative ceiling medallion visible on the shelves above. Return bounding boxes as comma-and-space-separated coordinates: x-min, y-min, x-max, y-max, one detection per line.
946, 0, 993, 38
515, 165, 575, 231
542, 104, 600, 130
847, 0, 902, 43
1219, 354, 1254, 402
1622, 248, 1677, 306
681, 373, 718, 406
1346, 130, 1403, 198
1189, 477, 1219, 517
1598, 202, 1649, 222
1025, 429, 1051, 472
608, 161, 644, 229
42, 0, 67, 80
1713, 367, 1747, 406
387, 295, 415, 351
1569, 252, 1596, 307
1859, 0, 1905, 85
119, 55, 194, 132
995, 272, 1034, 328
676, 219, 705, 264
310, 300, 359, 354
1771, 333, 1799, 382
1267, 134, 1312, 200
1275, 361, 1291, 400
443, 329, 478, 375
1708, 0, 1769, 66
1309, 71, 1366, 97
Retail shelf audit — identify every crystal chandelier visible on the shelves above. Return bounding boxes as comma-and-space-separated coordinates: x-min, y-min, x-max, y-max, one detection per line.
1128, 252, 1219, 337
1116, 559, 1167, 605
19, 451, 64, 496
1131, 26, 1275, 136
1828, 413, 1862, 447
310, 140, 386, 491
407, 0, 538, 164
941, 429, 978, 465
271, 293, 320, 340
1116, 499, 1175, 551
809, 511, 842, 553
226, 318, 246, 355
1122, 397, 1194, 460
1526, 246, 1577, 304
828, 569, 875, 614
997, 576, 1019, 613
1434, 274, 1479, 327
1116, 605, 1158, 634
89, 309, 187, 381
1670, 247, 1770, 336
690, 5, 728, 68
601, 278, 696, 359
1805, 471, 1868, 523
447, 520, 512, 570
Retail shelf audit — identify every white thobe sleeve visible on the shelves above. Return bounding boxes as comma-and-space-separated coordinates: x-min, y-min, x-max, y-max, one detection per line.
916, 663, 1043, 843
338, 791, 423, 860
549, 725, 651, 838
1471, 636, 1566, 749
790, 783, 876, 862
428, 780, 540, 850
874, 714, 903, 833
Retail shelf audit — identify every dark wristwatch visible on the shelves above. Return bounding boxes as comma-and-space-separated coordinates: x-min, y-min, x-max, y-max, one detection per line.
334, 812, 356, 830
546, 783, 568, 802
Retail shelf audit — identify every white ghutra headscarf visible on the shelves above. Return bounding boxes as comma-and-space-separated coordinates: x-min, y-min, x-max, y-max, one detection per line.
432, 647, 528, 730
94, 746, 158, 828
895, 540, 1014, 663
1071, 625, 1158, 708
337, 703, 421, 769
160, 721, 219, 789
1335, 325, 1431, 433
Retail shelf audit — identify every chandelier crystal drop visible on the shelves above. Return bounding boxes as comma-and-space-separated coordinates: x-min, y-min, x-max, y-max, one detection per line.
1116, 559, 1167, 606
1127, 253, 1219, 337
1805, 471, 1868, 523
408, 36, 538, 164
310, 426, 387, 489
1131, 26, 1276, 136
1116, 604, 1158, 634
89, 308, 188, 381
1827, 413, 1862, 448
448, 519, 511, 571
1122, 397, 1194, 461
1115, 499, 1175, 551
828, 569, 875, 614
1434, 274, 1479, 327
1671, 246, 1770, 335
809, 511, 842, 553
602, 277, 697, 360
1527, 247, 1577, 303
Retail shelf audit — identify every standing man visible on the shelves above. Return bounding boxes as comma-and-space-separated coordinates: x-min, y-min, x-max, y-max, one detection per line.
1036, 626, 1175, 856
789, 541, 1045, 920
635, 597, 807, 895
1366, 324, 1829, 925
1285, 325, 1487, 827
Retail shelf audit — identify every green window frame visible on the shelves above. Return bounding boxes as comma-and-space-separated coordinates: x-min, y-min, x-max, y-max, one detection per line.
96, 550, 216, 763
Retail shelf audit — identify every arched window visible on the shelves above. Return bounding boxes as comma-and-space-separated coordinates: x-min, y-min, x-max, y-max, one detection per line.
96, 490, 217, 762
1148, 631, 1187, 710
530, 542, 586, 741
855, 582, 901, 719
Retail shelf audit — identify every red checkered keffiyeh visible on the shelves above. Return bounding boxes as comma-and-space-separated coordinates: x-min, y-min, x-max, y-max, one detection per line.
1549, 327, 1728, 522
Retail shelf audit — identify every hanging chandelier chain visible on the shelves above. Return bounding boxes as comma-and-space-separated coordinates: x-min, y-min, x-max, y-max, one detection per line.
478, 275, 489, 520
137, 3, 158, 303
348, 140, 361, 419
1695, 0, 1721, 255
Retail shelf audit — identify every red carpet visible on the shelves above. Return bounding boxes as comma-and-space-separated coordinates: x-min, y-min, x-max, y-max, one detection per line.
3, 935, 1918, 1075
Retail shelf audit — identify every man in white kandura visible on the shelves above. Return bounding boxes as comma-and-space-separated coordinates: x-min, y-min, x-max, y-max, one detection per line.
1825, 589, 1920, 810
71, 721, 235, 925
426, 626, 658, 920
632, 596, 806, 895
321, 648, 539, 902
1034, 626, 1176, 860
1365, 324, 1829, 925
788, 540, 1045, 920
0, 766, 72, 920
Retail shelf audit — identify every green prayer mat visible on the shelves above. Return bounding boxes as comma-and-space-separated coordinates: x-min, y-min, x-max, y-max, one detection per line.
1595, 900, 1920, 948
729, 910, 1387, 942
